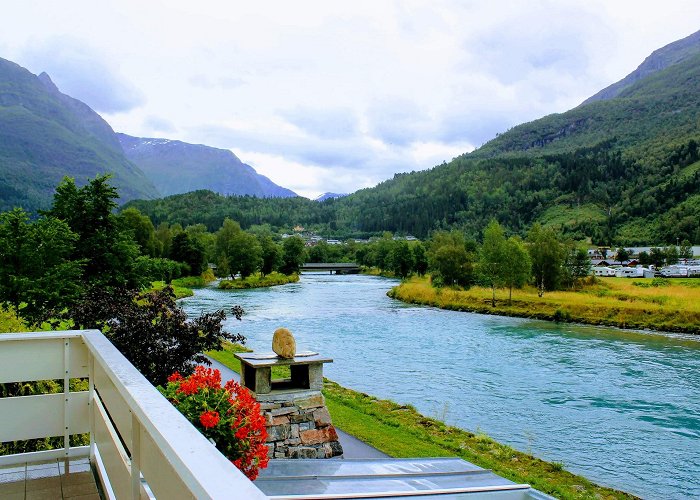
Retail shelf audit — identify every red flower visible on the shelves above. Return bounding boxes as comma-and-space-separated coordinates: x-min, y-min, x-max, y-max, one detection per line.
200, 410, 220, 429
177, 378, 200, 396
161, 366, 268, 480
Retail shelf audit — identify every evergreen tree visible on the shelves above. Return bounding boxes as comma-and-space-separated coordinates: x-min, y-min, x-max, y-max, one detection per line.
47, 175, 141, 288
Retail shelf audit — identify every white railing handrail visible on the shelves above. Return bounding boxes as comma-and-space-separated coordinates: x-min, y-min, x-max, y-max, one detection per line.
0, 330, 267, 499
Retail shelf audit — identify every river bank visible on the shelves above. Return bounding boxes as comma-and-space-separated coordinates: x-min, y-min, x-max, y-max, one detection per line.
207, 342, 633, 500
388, 275, 700, 334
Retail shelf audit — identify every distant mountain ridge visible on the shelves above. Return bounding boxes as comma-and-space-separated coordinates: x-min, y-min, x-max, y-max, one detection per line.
0, 57, 159, 211
474, 29, 700, 157
582, 29, 700, 105
118, 134, 297, 198
315, 192, 347, 202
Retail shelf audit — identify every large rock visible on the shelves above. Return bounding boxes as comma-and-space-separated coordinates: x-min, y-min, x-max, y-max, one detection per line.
272, 327, 296, 358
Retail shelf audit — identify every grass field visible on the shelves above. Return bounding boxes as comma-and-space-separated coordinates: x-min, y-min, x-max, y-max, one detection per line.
389, 276, 700, 334
207, 342, 634, 500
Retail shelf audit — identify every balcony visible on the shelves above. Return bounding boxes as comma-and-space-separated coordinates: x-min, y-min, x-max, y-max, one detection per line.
0, 330, 266, 499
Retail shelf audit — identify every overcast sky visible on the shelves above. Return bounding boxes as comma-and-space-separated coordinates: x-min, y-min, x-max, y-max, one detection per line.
2, 1, 699, 198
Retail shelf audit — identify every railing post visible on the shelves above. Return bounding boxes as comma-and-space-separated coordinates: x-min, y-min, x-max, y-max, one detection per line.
63, 337, 71, 465
89, 352, 95, 464
131, 414, 141, 500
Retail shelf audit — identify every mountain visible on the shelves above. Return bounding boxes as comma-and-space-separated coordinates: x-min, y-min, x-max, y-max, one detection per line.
118, 134, 297, 198
315, 192, 347, 202
124, 31, 700, 246
582, 29, 700, 105
0, 57, 158, 212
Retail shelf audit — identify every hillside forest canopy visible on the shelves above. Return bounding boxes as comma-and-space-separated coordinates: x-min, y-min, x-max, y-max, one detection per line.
125, 138, 700, 247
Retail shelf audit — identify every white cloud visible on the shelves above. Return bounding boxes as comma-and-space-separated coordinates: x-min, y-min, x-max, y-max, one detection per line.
1, 0, 699, 195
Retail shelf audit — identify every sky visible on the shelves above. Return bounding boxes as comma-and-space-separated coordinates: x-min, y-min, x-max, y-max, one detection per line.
2, 1, 700, 199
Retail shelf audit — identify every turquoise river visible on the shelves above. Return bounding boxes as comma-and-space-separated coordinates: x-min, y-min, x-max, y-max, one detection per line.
181, 273, 700, 499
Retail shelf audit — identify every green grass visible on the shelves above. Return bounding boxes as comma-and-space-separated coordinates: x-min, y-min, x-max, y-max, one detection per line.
207, 342, 635, 499
219, 272, 299, 290
149, 280, 194, 299
390, 276, 700, 334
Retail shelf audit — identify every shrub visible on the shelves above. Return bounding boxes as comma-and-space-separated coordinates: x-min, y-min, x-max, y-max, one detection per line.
68, 286, 245, 386
159, 366, 269, 480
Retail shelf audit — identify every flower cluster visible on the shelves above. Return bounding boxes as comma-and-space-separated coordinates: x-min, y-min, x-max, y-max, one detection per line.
160, 366, 269, 480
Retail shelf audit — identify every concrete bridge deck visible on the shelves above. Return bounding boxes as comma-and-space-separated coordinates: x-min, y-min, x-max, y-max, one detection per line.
301, 263, 361, 274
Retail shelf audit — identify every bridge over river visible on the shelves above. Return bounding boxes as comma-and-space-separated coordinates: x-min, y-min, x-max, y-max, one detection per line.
301, 262, 361, 274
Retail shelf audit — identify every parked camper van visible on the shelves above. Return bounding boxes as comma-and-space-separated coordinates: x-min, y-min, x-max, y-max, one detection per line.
616, 266, 655, 278
592, 266, 616, 277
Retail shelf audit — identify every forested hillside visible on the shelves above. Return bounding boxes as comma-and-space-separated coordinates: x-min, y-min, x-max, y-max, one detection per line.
0, 58, 158, 211
127, 31, 700, 245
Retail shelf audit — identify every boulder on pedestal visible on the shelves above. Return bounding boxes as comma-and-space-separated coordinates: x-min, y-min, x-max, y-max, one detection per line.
272, 327, 296, 358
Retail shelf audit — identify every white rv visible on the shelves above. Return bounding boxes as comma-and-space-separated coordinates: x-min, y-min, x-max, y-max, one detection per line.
592, 266, 617, 277
660, 265, 689, 278
615, 266, 655, 278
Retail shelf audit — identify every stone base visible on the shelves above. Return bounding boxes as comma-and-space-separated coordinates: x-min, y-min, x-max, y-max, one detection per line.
260, 391, 343, 459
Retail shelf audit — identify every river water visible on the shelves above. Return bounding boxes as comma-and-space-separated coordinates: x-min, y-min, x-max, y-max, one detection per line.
181, 273, 700, 499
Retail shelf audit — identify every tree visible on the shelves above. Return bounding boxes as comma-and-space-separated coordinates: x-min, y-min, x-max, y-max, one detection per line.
649, 247, 665, 268
479, 220, 507, 306
679, 239, 693, 260
171, 232, 206, 275
564, 246, 591, 289
502, 237, 531, 304
47, 175, 141, 288
308, 241, 329, 263
664, 246, 679, 265
68, 286, 245, 386
527, 224, 565, 297
638, 251, 651, 266
281, 236, 306, 274
120, 207, 159, 256
616, 247, 630, 263
412, 242, 428, 276
259, 235, 282, 275
0, 209, 83, 323
428, 231, 476, 287
228, 232, 262, 278
390, 241, 414, 278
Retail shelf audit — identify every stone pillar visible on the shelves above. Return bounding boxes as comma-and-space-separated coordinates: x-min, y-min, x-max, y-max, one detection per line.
259, 391, 343, 459
235, 352, 343, 459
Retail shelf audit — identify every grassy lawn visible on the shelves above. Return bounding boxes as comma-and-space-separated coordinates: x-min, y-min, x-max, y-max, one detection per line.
219, 272, 299, 290
389, 276, 700, 334
207, 342, 635, 500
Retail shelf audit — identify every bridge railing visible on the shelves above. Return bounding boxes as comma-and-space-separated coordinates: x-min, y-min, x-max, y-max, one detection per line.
0, 330, 266, 499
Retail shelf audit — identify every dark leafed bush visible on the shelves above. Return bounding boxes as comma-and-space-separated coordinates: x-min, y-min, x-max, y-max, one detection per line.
68, 285, 244, 386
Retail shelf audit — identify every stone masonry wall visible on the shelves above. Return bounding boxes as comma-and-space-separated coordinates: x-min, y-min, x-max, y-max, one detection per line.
260, 391, 343, 459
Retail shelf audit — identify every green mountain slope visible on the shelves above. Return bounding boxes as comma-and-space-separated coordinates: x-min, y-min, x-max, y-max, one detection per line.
118, 134, 296, 198
0, 57, 158, 212
125, 31, 700, 245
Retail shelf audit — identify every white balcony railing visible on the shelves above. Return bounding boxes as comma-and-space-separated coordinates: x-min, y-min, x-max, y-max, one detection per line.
0, 330, 267, 499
